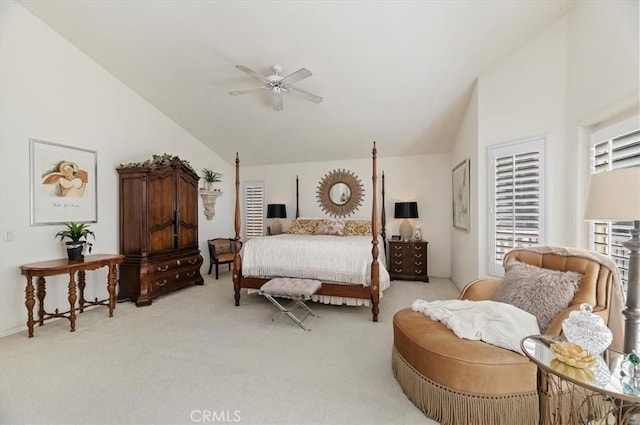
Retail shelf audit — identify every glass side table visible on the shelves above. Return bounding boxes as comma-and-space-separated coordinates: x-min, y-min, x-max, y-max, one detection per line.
521, 335, 640, 425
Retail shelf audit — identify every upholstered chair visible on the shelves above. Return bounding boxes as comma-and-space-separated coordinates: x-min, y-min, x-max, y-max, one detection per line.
392, 246, 624, 425
207, 238, 242, 279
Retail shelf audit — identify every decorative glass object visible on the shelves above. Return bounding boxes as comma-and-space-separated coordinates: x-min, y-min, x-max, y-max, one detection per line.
562, 303, 613, 355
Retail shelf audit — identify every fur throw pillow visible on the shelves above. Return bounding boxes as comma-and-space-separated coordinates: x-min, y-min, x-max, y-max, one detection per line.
492, 261, 582, 332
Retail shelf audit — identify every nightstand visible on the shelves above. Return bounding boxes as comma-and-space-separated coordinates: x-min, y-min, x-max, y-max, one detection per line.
388, 240, 429, 282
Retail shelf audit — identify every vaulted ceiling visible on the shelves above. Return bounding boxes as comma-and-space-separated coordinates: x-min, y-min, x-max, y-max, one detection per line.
19, 0, 573, 165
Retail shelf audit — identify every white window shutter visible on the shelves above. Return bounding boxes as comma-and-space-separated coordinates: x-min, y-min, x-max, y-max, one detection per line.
489, 137, 546, 275
243, 182, 265, 240
590, 125, 640, 287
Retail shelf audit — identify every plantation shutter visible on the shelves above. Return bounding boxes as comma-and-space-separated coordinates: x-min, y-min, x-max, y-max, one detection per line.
590, 125, 640, 287
489, 137, 546, 275
243, 181, 265, 239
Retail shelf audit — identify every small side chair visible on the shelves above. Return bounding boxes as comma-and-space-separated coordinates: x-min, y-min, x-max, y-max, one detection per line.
207, 238, 242, 279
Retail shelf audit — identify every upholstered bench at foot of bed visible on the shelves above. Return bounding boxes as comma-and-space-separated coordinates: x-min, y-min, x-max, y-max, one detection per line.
392, 308, 539, 425
260, 278, 322, 331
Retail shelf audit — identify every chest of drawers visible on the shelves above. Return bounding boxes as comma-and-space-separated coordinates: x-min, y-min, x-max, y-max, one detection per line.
388, 241, 429, 282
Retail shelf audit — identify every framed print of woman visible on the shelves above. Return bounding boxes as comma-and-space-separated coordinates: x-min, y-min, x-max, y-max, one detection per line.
42, 161, 88, 197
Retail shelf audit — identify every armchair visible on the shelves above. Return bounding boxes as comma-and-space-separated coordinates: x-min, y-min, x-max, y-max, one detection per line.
207, 238, 242, 279
392, 246, 624, 425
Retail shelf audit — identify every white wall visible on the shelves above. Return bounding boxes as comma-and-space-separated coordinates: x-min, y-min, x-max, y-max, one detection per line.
240, 153, 452, 278
450, 84, 478, 290
450, 0, 639, 281
0, 2, 235, 336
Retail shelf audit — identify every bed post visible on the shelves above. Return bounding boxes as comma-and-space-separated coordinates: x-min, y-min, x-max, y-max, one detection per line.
232, 152, 242, 306
370, 142, 380, 322
381, 171, 386, 260
296, 175, 300, 219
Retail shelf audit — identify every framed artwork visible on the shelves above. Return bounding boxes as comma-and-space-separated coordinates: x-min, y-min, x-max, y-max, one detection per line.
30, 139, 97, 225
452, 158, 470, 232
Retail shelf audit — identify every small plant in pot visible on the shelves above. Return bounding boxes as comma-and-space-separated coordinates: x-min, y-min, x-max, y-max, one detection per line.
200, 167, 223, 191
55, 222, 95, 261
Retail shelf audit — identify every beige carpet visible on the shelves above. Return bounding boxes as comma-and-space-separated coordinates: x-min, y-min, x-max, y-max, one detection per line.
0, 272, 459, 425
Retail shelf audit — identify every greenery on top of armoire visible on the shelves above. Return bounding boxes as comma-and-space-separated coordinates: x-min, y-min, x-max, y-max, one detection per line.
117, 153, 195, 173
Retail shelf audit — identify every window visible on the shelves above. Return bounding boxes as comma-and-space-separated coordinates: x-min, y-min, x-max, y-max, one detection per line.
489, 137, 546, 275
243, 181, 265, 240
589, 117, 640, 287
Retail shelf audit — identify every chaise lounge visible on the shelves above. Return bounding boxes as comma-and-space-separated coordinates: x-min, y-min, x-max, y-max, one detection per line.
392, 246, 624, 425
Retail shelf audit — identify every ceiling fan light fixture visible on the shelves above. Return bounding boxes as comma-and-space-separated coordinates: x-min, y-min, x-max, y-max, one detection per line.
230, 63, 322, 111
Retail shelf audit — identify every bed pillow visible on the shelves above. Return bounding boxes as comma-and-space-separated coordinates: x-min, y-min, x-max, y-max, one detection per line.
286, 219, 320, 235
344, 220, 372, 236
315, 218, 345, 236
492, 260, 582, 332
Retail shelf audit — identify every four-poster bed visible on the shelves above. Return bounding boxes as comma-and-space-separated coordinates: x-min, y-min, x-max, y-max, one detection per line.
232, 142, 387, 321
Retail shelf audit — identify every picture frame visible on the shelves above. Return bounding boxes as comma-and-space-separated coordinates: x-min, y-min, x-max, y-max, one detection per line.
30, 139, 98, 225
452, 158, 470, 232
391, 235, 401, 241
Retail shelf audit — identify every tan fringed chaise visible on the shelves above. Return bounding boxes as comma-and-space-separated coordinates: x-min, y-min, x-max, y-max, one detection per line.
392, 246, 624, 425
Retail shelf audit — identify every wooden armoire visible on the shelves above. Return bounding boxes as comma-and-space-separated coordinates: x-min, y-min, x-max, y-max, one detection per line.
117, 156, 203, 306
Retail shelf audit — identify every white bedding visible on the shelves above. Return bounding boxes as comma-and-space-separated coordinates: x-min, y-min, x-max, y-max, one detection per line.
241, 234, 390, 297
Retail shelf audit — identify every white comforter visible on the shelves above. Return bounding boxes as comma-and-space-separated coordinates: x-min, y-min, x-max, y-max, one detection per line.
411, 299, 540, 355
241, 234, 390, 289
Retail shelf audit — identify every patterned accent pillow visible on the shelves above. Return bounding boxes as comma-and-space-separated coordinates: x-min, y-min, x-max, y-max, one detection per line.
286, 219, 320, 235
344, 220, 372, 236
492, 260, 582, 332
315, 218, 345, 236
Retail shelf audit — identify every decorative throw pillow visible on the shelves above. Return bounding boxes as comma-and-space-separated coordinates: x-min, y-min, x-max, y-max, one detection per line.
286, 219, 320, 235
344, 220, 372, 236
492, 261, 583, 332
315, 218, 345, 236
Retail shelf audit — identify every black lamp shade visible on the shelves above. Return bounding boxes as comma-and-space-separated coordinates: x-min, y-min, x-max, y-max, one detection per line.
394, 202, 418, 219
267, 204, 287, 219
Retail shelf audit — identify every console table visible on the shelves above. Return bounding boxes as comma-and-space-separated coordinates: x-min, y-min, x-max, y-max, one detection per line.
20, 254, 124, 337
522, 335, 640, 424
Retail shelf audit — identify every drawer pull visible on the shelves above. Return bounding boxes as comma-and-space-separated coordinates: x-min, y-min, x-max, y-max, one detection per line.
186, 271, 196, 277
188, 258, 198, 264
394, 268, 403, 273
156, 265, 169, 272
415, 261, 422, 266
177, 260, 181, 266
415, 269, 423, 274
156, 279, 167, 287
414, 253, 423, 259
414, 246, 423, 251
394, 253, 403, 257
393, 245, 402, 250
393, 260, 403, 266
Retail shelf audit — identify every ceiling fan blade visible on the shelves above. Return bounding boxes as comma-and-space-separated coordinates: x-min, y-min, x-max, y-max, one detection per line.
281, 68, 312, 85
229, 87, 265, 96
272, 87, 283, 111
288, 86, 323, 103
235, 65, 269, 83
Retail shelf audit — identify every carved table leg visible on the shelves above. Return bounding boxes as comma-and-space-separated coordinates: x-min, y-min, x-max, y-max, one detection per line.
77, 270, 86, 313
25, 275, 35, 338
107, 263, 117, 317
68, 271, 77, 332
36, 277, 46, 326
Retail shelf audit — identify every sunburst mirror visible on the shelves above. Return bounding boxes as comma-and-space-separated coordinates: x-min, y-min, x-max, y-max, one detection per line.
316, 169, 364, 217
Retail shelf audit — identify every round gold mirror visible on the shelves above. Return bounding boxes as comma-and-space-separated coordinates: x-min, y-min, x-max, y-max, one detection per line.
316, 169, 364, 217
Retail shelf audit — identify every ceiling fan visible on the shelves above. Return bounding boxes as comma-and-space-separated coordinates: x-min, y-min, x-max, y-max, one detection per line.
229, 64, 323, 111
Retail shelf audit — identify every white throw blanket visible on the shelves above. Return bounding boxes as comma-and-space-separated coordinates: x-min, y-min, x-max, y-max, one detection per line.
411, 299, 540, 355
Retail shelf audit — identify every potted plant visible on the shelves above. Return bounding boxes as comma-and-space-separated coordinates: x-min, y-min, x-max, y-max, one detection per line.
55, 222, 95, 261
200, 167, 223, 191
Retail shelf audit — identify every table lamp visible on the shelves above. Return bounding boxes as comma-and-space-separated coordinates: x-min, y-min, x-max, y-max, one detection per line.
394, 201, 418, 241
585, 167, 640, 354
267, 204, 287, 235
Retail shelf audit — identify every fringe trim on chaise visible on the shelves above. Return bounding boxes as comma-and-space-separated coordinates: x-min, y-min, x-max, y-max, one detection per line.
392, 347, 539, 425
